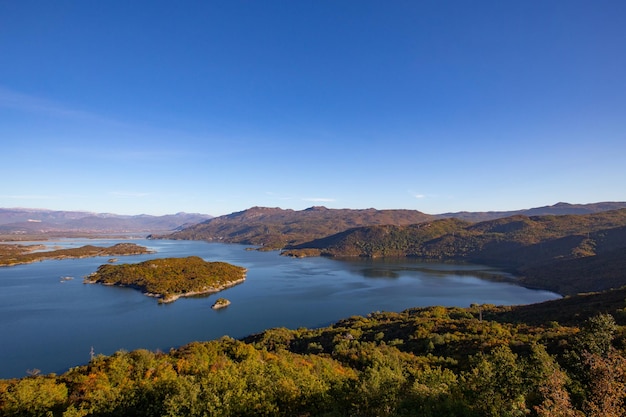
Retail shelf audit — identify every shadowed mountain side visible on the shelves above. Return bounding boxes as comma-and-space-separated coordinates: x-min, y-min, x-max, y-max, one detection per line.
286, 218, 471, 257
518, 248, 626, 295
488, 286, 626, 327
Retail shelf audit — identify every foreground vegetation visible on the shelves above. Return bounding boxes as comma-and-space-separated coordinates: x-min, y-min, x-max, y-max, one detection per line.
84, 256, 247, 303
2, 287, 626, 416
0, 243, 153, 267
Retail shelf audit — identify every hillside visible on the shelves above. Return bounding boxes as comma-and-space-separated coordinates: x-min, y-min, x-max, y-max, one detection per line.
164, 206, 435, 248
3, 287, 626, 416
162, 202, 626, 250
0, 208, 212, 237
284, 209, 626, 295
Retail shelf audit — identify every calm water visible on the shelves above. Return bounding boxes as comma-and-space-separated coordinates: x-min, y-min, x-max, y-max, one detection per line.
0, 239, 559, 379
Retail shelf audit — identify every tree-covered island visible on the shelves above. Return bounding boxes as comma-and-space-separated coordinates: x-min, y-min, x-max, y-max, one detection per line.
0, 243, 154, 267
84, 256, 247, 303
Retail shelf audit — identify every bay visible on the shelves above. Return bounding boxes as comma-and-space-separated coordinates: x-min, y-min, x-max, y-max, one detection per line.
0, 238, 559, 379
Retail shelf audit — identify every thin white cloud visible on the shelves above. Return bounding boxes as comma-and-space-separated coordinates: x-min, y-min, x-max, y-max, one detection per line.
0, 86, 103, 121
0, 86, 224, 165
413, 194, 425, 199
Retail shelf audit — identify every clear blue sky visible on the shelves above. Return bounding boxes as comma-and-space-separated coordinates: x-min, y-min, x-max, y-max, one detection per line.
1, 1, 625, 216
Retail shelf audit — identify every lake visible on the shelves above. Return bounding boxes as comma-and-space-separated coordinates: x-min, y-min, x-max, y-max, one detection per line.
0, 238, 560, 379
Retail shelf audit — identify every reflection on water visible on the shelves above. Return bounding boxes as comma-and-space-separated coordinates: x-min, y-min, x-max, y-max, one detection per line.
0, 239, 559, 379
359, 268, 400, 279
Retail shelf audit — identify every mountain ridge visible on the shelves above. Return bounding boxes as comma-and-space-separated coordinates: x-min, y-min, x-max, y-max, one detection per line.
164, 201, 626, 249
0, 208, 212, 236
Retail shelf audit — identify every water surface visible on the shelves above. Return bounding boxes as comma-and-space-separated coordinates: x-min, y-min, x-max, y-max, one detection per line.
0, 239, 559, 379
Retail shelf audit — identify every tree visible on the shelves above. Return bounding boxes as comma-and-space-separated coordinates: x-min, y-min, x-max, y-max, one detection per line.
582, 350, 626, 417
461, 345, 527, 417
528, 344, 582, 417
0, 376, 68, 416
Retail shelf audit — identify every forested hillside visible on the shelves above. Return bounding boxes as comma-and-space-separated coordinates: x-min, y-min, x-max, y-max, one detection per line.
164, 206, 435, 249
161, 202, 626, 251
2, 288, 626, 416
284, 209, 626, 295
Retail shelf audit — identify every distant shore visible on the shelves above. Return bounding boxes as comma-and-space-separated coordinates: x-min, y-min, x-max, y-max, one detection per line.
0, 243, 154, 267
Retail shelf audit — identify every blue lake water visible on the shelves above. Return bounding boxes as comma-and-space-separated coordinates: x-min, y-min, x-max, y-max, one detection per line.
0, 238, 560, 379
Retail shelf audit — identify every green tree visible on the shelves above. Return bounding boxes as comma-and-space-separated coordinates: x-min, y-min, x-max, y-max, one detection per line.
529, 344, 582, 417
0, 376, 67, 417
461, 345, 527, 417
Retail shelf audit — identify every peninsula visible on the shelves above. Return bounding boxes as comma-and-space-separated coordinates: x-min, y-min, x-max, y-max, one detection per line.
0, 243, 154, 267
84, 256, 246, 303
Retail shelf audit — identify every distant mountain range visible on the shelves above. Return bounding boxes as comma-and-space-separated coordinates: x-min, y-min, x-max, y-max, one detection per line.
165, 202, 626, 248
0, 208, 212, 236
3, 202, 625, 240
438, 201, 626, 221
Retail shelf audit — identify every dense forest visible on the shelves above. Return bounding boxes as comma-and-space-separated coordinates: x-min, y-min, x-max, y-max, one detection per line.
2, 287, 626, 416
84, 256, 247, 303
283, 209, 626, 295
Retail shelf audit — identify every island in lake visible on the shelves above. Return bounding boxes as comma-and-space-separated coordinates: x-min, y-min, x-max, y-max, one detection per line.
211, 297, 231, 309
0, 243, 154, 267
84, 256, 247, 303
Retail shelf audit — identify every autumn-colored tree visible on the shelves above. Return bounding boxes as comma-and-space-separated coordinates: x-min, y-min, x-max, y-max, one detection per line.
582, 350, 626, 417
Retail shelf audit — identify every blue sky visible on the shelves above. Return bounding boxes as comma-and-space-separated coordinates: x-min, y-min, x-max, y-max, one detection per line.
1, 1, 625, 216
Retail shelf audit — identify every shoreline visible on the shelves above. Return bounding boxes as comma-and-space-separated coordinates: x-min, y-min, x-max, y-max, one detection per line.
155, 276, 246, 304
84, 274, 247, 304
